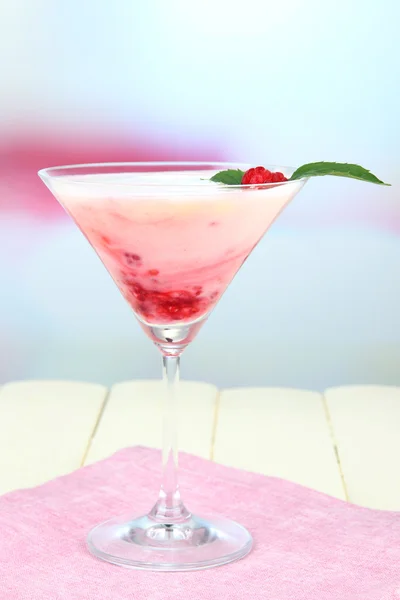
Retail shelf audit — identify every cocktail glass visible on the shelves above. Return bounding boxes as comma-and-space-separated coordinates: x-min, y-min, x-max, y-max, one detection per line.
38, 162, 307, 571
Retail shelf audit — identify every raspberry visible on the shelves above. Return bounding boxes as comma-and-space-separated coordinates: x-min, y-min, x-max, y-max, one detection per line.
242, 167, 287, 185
242, 166, 272, 185
121, 280, 216, 323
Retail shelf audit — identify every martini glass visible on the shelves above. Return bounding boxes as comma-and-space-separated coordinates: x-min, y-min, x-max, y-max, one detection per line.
38, 162, 307, 571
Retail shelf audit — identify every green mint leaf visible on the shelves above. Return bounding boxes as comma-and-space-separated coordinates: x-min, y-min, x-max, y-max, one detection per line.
290, 162, 390, 186
210, 169, 245, 185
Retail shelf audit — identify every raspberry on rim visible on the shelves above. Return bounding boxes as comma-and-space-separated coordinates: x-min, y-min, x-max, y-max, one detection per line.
241, 166, 287, 185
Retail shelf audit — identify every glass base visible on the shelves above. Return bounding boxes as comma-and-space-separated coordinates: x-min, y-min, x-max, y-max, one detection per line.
87, 513, 253, 571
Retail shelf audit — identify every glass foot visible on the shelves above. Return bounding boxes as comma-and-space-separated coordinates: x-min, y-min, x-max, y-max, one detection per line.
87, 513, 253, 571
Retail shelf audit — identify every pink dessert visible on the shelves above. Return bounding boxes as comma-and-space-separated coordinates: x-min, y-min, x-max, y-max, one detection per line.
52, 171, 303, 325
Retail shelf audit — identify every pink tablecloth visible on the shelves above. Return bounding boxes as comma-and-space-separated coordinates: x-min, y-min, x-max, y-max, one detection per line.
1, 446, 399, 599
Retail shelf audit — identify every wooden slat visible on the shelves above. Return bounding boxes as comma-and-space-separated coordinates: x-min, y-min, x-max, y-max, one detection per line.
85, 380, 218, 464
214, 387, 345, 499
324, 385, 400, 509
0, 380, 107, 493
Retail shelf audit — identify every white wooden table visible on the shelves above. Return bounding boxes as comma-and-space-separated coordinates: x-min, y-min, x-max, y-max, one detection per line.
0, 381, 399, 510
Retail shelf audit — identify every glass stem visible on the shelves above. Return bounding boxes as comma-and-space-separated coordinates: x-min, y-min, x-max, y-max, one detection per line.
149, 354, 190, 523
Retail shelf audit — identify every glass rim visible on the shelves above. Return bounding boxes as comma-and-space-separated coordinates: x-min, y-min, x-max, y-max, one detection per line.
38, 161, 305, 188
